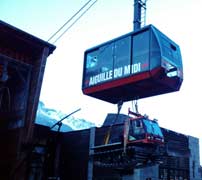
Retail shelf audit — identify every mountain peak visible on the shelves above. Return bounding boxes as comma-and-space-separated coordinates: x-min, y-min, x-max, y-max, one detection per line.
36, 101, 95, 132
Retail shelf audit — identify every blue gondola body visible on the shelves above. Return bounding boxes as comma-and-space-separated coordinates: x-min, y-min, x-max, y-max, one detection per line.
82, 25, 183, 103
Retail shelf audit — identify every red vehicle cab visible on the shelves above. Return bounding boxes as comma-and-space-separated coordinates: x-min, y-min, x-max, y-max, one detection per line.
126, 113, 164, 145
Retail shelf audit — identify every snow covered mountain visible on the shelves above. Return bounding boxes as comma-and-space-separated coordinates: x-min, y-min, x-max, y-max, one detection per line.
35, 101, 95, 132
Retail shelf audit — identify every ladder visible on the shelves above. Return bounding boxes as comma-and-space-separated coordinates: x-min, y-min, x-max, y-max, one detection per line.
134, 0, 147, 30
140, 0, 147, 28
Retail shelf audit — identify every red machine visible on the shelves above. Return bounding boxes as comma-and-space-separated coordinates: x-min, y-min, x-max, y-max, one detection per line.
123, 109, 164, 146
92, 108, 165, 169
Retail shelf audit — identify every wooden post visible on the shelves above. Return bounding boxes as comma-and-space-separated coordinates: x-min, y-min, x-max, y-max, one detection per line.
87, 127, 95, 180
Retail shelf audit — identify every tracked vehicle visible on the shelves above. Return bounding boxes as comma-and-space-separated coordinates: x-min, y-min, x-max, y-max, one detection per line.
91, 109, 164, 169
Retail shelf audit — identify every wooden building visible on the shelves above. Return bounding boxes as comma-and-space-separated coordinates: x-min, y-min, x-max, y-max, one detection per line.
0, 20, 55, 180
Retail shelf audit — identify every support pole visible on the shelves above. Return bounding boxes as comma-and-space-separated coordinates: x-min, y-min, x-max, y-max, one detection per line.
133, 0, 142, 31
133, 0, 147, 31
87, 127, 95, 180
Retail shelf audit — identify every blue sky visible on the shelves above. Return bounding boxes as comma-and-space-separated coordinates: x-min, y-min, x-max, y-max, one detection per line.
1, 0, 202, 161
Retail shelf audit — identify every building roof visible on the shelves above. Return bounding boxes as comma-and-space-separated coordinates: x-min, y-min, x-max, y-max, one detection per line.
0, 20, 56, 56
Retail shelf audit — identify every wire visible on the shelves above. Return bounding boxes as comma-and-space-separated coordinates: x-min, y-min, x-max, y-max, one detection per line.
48, 0, 98, 43
48, 0, 93, 42
131, 99, 140, 115
52, 0, 98, 44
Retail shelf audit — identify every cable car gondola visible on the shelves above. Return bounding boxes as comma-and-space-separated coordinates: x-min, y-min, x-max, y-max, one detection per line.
82, 25, 183, 103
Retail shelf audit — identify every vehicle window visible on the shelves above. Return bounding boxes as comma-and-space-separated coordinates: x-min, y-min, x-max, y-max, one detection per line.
132, 30, 150, 73
143, 119, 163, 137
83, 43, 114, 88
113, 36, 131, 79
131, 120, 145, 135
136, 120, 141, 128
152, 121, 163, 137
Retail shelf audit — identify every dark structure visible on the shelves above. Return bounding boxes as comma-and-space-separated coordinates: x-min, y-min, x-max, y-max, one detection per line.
3, 114, 198, 180
126, 130, 201, 180
55, 125, 201, 180
0, 20, 56, 179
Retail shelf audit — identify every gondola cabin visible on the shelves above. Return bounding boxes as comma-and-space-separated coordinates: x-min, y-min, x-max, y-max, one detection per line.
82, 25, 183, 103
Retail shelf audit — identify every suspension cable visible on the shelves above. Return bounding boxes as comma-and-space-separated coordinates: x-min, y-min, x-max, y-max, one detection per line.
131, 99, 140, 115
48, 0, 98, 44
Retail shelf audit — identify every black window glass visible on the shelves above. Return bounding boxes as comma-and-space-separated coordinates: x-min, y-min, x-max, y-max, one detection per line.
132, 30, 150, 73
150, 30, 161, 69
161, 37, 180, 66
83, 43, 113, 88
113, 36, 131, 79
0, 57, 31, 129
